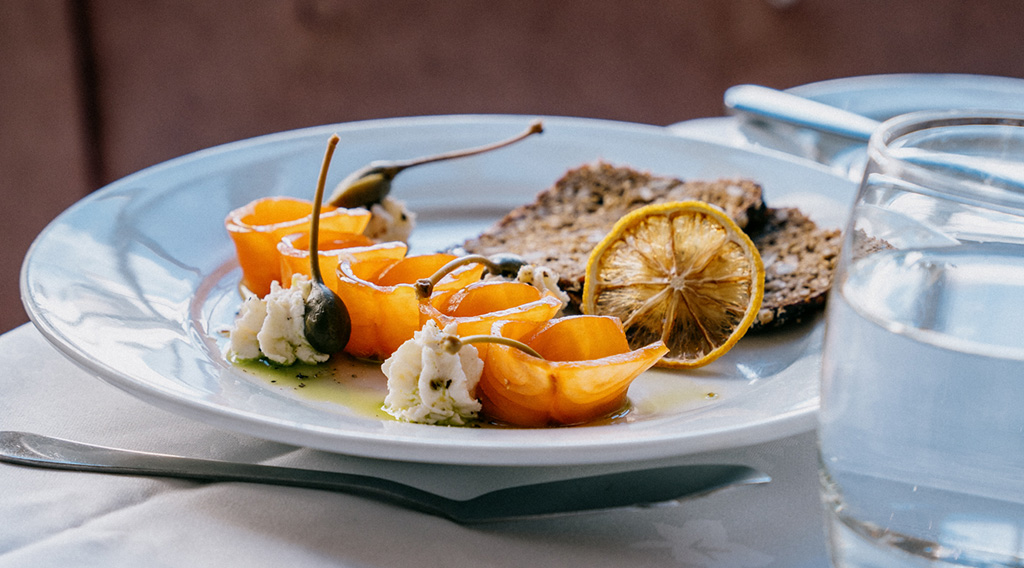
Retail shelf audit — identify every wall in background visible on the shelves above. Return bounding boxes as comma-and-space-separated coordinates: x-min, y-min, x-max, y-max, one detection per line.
4, 0, 1024, 333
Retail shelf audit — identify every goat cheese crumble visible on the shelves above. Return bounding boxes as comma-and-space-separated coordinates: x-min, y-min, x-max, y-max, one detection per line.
363, 197, 416, 243
381, 320, 483, 425
517, 264, 570, 310
227, 274, 329, 365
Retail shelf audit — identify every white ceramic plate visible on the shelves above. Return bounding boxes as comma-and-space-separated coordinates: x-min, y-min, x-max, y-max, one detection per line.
21, 115, 855, 465
671, 73, 1024, 179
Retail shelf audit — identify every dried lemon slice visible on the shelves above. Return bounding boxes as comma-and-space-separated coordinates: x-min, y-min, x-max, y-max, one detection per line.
582, 201, 764, 368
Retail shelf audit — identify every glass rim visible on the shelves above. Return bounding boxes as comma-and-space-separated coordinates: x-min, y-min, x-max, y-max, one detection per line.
867, 109, 1024, 213
871, 109, 1024, 146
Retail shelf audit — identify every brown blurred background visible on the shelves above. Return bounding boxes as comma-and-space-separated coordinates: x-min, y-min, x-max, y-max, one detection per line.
4, 0, 1024, 334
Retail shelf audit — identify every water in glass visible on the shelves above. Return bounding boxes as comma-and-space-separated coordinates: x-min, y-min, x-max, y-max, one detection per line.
819, 242, 1024, 567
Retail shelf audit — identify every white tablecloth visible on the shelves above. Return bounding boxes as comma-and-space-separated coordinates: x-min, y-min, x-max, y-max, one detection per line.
0, 323, 829, 567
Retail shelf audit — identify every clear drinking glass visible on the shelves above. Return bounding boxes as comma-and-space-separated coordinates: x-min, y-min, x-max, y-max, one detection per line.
818, 111, 1024, 568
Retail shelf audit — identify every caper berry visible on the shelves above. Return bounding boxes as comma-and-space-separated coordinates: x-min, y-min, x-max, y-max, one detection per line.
483, 253, 528, 279
303, 134, 352, 354
327, 120, 543, 209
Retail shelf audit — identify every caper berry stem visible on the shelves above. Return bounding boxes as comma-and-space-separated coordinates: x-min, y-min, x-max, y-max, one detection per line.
441, 334, 543, 359
310, 134, 340, 285
387, 119, 543, 172
415, 254, 493, 298
415, 253, 527, 298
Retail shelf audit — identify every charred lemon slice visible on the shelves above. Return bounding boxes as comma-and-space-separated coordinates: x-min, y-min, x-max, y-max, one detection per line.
582, 201, 764, 368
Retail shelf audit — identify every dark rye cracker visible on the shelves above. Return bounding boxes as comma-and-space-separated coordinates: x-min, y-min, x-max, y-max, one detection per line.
459, 161, 840, 329
460, 161, 767, 303
751, 207, 841, 329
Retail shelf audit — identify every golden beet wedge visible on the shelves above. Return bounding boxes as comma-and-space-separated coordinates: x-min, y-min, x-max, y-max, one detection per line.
225, 196, 371, 297
478, 316, 667, 427
335, 253, 486, 360
277, 229, 406, 293
422, 280, 563, 338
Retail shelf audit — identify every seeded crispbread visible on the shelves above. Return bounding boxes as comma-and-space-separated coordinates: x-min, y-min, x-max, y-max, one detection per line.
460, 161, 766, 297
459, 161, 839, 329
751, 207, 841, 329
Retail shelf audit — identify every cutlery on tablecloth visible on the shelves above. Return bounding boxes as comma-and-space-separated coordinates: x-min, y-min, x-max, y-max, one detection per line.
0, 430, 769, 523
724, 83, 880, 141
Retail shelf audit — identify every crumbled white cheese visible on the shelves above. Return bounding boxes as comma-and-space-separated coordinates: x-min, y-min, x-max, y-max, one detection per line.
227, 274, 330, 366
363, 197, 416, 243
227, 292, 266, 360
381, 321, 483, 425
516, 264, 570, 310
